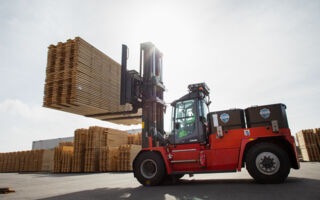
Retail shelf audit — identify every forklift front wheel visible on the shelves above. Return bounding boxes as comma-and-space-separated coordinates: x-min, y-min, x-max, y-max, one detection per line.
134, 151, 165, 186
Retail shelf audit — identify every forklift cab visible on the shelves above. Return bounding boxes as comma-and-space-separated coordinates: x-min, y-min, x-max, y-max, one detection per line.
168, 83, 210, 145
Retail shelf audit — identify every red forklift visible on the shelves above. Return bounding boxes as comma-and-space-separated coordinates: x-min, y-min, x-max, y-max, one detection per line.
110, 42, 299, 185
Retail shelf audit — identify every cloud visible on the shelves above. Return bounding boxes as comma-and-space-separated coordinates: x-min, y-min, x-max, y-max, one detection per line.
0, 99, 140, 152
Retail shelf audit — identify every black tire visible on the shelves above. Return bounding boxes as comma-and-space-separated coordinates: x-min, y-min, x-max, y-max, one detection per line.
133, 151, 165, 186
246, 143, 290, 184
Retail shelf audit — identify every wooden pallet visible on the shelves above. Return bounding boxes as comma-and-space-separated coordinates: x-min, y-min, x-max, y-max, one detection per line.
72, 129, 88, 172
83, 126, 128, 172
300, 146, 320, 161
43, 37, 141, 125
314, 128, 320, 149
61, 151, 73, 173
128, 133, 142, 145
0, 188, 15, 194
108, 147, 119, 172
53, 145, 74, 173
41, 149, 55, 172
117, 145, 141, 171
0, 150, 44, 173
297, 129, 320, 161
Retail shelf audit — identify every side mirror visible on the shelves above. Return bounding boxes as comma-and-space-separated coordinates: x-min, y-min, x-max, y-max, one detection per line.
175, 122, 180, 129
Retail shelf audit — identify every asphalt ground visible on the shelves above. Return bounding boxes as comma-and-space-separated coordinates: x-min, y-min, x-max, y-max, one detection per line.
0, 162, 319, 200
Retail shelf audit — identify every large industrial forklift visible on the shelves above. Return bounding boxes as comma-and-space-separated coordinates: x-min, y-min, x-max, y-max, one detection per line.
115, 42, 299, 185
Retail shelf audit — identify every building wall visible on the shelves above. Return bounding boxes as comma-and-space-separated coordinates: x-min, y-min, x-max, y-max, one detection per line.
32, 137, 74, 150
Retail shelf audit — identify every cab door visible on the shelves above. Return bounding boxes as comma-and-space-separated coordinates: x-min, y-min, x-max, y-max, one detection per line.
173, 99, 200, 144
170, 99, 202, 171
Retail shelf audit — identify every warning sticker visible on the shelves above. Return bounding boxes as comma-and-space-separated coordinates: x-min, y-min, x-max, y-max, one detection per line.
244, 130, 250, 136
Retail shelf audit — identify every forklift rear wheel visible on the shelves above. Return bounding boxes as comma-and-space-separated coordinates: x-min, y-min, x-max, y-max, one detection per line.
246, 143, 290, 184
134, 151, 165, 186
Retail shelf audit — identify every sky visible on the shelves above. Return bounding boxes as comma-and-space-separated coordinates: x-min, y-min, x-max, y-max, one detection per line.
0, 0, 319, 152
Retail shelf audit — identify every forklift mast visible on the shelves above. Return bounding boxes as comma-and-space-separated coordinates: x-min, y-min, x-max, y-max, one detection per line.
120, 43, 166, 148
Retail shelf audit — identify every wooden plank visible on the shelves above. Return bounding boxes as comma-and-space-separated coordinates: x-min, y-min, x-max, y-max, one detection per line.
43, 37, 141, 125
0, 188, 15, 194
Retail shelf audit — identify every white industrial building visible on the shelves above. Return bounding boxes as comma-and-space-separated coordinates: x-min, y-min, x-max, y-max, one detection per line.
32, 137, 74, 150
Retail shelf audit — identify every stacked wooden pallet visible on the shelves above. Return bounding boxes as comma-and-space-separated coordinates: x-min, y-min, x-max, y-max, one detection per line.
99, 147, 108, 172
0, 150, 44, 172
296, 128, 320, 161
117, 145, 141, 171
43, 37, 141, 125
99, 146, 119, 172
59, 142, 74, 147
41, 149, 55, 172
61, 151, 73, 173
53, 147, 61, 173
53, 144, 74, 173
128, 133, 142, 145
84, 126, 128, 172
72, 129, 88, 172
0, 152, 11, 172
24, 151, 42, 172
0, 127, 142, 173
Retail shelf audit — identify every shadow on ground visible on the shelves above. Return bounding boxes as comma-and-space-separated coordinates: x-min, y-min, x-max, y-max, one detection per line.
38, 177, 320, 200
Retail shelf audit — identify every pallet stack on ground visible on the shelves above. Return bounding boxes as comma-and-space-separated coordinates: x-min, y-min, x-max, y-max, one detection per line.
128, 133, 142, 145
117, 145, 141, 171
41, 149, 55, 172
84, 126, 128, 172
99, 147, 108, 172
42, 37, 141, 125
99, 146, 119, 172
53, 144, 74, 173
0, 150, 44, 172
315, 128, 320, 148
61, 151, 73, 173
0, 128, 143, 173
72, 129, 88, 172
22, 150, 44, 172
296, 128, 320, 161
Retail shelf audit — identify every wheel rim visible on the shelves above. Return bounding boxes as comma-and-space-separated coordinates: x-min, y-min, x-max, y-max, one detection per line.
140, 159, 158, 179
255, 152, 280, 175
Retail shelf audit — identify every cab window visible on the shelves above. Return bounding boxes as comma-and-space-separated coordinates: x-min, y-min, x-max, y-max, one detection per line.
173, 99, 198, 144
199, 100, 209, 122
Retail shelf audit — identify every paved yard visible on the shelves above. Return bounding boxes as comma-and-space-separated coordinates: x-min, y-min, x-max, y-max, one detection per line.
0, 162, 319, 200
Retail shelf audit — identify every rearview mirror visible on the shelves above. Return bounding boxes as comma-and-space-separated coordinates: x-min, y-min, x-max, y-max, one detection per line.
175, 122, 180, 129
